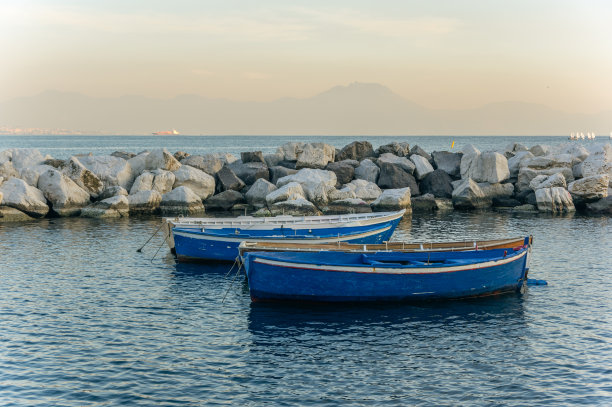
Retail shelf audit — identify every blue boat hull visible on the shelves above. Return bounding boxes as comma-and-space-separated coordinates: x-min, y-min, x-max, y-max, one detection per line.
173, 217, 402, 262
244, 248, 530, 302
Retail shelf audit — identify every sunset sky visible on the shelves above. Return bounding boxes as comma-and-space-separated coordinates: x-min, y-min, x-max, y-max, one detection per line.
2, 1, 611, 114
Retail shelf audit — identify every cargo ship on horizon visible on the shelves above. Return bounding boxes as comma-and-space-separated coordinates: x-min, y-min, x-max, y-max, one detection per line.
152, 129, 179, 135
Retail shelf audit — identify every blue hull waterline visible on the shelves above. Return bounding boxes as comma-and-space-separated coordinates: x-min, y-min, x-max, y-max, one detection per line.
244, 246, 531, 302
172, 212, 404, 262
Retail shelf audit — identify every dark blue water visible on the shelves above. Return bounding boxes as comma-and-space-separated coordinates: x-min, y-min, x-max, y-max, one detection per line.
1, 211, 611, 406
0, 134, 583, 159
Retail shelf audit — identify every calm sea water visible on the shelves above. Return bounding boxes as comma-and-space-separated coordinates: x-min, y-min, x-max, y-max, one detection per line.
1, 135, 611, 406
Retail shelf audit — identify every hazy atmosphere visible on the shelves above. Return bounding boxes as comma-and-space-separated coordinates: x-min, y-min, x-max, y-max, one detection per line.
1, 1, 611, 134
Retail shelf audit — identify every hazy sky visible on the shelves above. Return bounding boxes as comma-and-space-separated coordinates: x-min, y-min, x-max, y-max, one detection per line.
2, 0, 611, 113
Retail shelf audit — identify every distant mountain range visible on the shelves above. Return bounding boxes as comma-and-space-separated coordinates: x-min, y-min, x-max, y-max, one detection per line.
1, 83, 610, 135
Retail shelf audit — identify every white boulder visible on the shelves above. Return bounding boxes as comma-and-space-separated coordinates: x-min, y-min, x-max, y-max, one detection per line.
276, 168, 336, 205
19, 164, 55, 187
371, 187, 411, 211
580, 144, 612, 181
128, 190, 162, 214
63, 157, 104, 198
38, 169, 91, 216
145, 148, 181, 171
151, 169, 175, 194
276, 142, 306, 161
0, 177, 49, 217
378, 153, 416, 174
354, 159, 380, 183
160, 186, 205, 216
11, 149, 46, 169
409, 154, 434, 180
81, 195, 129, 218
452, 178, 491, 209
265, 182, 305, 206
130, 172, 154, 194
345, 179, 382, 202
78, 155, 133, 189
567, 175, 609, 202
327, 186, 357, 202
535, 187, 575, 213
295, 143, 335, 169
127, 152, 150, 176
172, 165, 215, 200
245, 178, 277, 208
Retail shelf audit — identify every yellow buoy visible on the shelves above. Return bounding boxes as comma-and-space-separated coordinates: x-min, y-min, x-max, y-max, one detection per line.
451, 141, 455, 149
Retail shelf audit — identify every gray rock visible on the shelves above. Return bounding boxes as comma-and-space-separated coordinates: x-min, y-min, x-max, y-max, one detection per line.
78, 155, 134, 189
508, 151, 535, 178
580, 144, 611, 181
586, 196, 612, 215
503, 142, 529, 158
98, 186, 128, 200
492, 197, 522, 207
81, 195, 129, 218
478, 182, 515, 199
530, 145, 551, 156
354, 159, 380, 183
241, 151, 265, 164
277, 160, 297, 169
322, 198, 372, 214
172, 165, 216, 200
173, 151, 190, 161
0, 178, 49, 218
512, 204, 538, 212
377, 153, 416, 174
151, 169, 175, 194
128, 190, 162, 214
38, 169, 91, 216
245, 178, 277, 208
216, 165, 246, 192
327, 186, 357, 201
296, 143, 335, 169
265, 182, 305, 206
270, 166, 298, 184
344, 179, 382, 202
228, 161, 269, 185
112, 151, 136, 160
376, 142, 410, 157
371, 188, 412, 211
420, 169, 453, 198
11, 149, 46, 169
160, 186, 205, 216
63, 157, 104, 198
0, 205, 35, 222
264, 152, 284, 168
127, 152, 149, 176
276, 169, 336, 205
336, 141, 375, 161
452, 178, 492, 209
0, 161, 19, 180
276, 142, 306, 161
43, 158, 66, 169
326, 161, 355, 186
535, 187, 575, 213
517, 167, 574, 192
270, 198, 321, 216
130, 172, 154, 194
19, 164, 56, 187
377, 162, 420, 196
411, 194, 437, 212
529, 173, 567, 191
409, 145, 432, 162
205, 190, 245, 211
410, 154, 435, 180
567, 175, 609, 203
432, 151, 462, 178
181, 154, 224, 176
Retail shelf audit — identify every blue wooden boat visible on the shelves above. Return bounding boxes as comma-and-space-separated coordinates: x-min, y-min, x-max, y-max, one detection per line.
171, 210, 405, 262
243, 243, 531, 302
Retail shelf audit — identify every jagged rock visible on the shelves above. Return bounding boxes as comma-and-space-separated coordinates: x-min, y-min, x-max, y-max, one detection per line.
420, 169, 453, 198
411, 194, 437, 212
435, 198, 454, 210
0, 149, 12, 164
580, 144, 612, 181
11, 149, 46, 169
410, 154, 434, 180
128, 190, 162, 214
19, 164, 56, 187
530, 145, 551, 156
524, 154, 573, 170
377, 153, 415, 174
127, 152, 149, 176
112, 151, 136, 160
295, 143, 335, 169
460, 145, 481, 180
512, 204, 538, 212
276, 142, 306, 161
151, 170, 176, 195
172, 165, 215, 200
81, 195, 129, 218
264, 152, 284, 168
344, 179, 382, 202
241, 151, 265, 164
526, 192, 537, 206
478, 182, 515, 199
276, 168, 336, 205
265, 182, 304, 206
130, 172, 154, 194
245, 178, 277, 208
508, 151, 535, 178
377, 162, 420, 196
270, 166, 298, 184
377, 142, 410, 157
503, 142, 529, 158
0, 206, 35, 222
354, 159, 380, 183
517, 167, 574, 192
63, 157, 104, 198
492, 197, 522, 207
556, 144, 589, 162
479, 152, 510, 183
43, 158, 66, 168
211, 152, 238, 164
160, 186, 205, 216
253, 208, 272, 217
216, 165, 246, 192
535, 187, 575, 213
78, 155, 133, 189
205, 190, 245, 211
586, 196, 612, 215
371, 188, 411, 211
0, 178, 49, 217
38, 169, 91, 216
567, 175, 609, 203
452, 178, 492, 209
327, 186, 357, 201
270, 198, 321, 216
0, 161, 19, 179
173, 151, 190, 161
228, 161, 269, 185
410, 145, 432, 162
529, 173, 567, 191
181, 154, 224, 176
432, 151, 462, 178
278, 160, 297, 169
98, 186, 128, 200
322, 198, 372, 214
145, 148, 181, 171
325, 161, 355, 186
336, 141, 375, 161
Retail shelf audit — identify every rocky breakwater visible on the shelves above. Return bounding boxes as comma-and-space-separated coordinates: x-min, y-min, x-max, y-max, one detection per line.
1, 140, 611, 222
